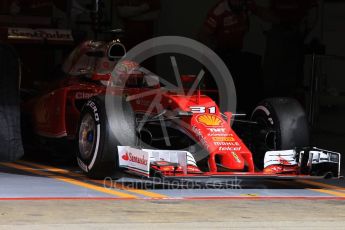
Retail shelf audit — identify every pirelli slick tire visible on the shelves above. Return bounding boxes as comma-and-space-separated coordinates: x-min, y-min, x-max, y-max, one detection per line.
77, 95, 137, 179
0, 44, 24, 161
251, 98, 310, 168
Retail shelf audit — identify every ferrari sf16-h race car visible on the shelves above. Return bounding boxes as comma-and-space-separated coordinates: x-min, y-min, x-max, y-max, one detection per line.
22, 38, 341, 181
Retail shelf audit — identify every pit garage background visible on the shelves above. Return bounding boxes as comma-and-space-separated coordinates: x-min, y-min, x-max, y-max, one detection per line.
1, 1, 345, 229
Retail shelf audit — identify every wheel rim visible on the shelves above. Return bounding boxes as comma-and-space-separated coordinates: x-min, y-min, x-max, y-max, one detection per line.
79, 113, 96, 160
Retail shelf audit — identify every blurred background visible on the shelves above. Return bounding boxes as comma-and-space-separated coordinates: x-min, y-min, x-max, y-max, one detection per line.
0, 0, 344, 155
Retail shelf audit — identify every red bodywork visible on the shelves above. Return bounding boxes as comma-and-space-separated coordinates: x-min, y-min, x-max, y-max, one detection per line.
24, 40, 301, 178
26, 77, 255, 174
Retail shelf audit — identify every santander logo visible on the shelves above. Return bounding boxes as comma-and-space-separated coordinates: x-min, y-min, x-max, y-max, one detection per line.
122, 152, 148, 166
122, 153, 129, 161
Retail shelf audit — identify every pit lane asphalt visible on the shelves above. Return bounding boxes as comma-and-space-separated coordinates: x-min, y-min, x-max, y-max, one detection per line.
1, 157, 345, 200
1, 158, 345, 230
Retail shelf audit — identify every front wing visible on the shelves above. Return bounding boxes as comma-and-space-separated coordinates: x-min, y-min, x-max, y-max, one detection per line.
117, 146, 341, 180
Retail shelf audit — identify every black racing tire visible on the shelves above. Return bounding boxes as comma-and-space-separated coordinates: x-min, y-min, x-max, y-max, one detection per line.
251, 98, 309, 168
0, 44, 24, 161
76, 95, 137, 179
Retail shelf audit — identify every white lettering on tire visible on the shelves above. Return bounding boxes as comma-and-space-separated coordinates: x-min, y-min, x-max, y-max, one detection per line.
87, 101, 100, 122
77, 157, 88, 172
88, 124, 100, 170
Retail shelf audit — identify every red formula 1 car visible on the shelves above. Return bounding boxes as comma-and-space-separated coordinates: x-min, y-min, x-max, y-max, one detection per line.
22, 39, 341, 180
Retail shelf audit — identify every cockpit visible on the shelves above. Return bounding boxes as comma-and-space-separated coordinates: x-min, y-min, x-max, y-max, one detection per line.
62, 40, 160, 89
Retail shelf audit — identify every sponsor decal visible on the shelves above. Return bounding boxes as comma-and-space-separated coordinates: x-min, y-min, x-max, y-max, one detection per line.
232, 152, 241, 163
215, 141, 242, 151
191, 126, 210, 150
8, 28, 73, 41
122, 152, 148, 166
214, 142, 240, 146
219, 147, 242, 151
197, 114, 223, 127
75, 92, 98, 100
122, 153, 129, 161
212, 137, 235, 142
200, 139, 210, 150
118, 147, 150, 177
207, 128, 226, 133
208, 133, 233, 137
192, 126, 202, 137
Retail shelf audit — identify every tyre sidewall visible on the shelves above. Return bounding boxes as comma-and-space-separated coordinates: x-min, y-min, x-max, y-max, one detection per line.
77, 95, 137, 178
252, 98, 310, 150
77, 97, 116, 177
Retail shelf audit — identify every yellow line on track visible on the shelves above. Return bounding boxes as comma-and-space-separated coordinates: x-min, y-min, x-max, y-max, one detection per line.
0, 162, 137, 199
297, 179, 345, 198
297, 179, 345, 191
18, 160, 168, 199
101, 179, 168, 199
308, 189, 345, 198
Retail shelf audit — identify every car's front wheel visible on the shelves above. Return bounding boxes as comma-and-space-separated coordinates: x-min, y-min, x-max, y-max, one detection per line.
251, 98, 310, 168
77, 95, 137, 179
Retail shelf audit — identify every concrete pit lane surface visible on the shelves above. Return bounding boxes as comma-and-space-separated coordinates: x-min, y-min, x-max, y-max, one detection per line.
1, 200, 345, 230
1, 159, 345, 230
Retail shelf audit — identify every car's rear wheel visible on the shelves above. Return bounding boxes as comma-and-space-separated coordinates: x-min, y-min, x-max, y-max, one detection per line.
0, 44, 24, 161
251, 98, 310, 169
77, 95, 137, 179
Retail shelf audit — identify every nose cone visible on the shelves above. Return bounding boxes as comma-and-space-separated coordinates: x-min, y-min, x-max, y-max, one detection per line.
190, 113, 248, 172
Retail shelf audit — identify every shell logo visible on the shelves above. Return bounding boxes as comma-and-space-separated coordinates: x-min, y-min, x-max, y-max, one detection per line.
197, 114, 223, 126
